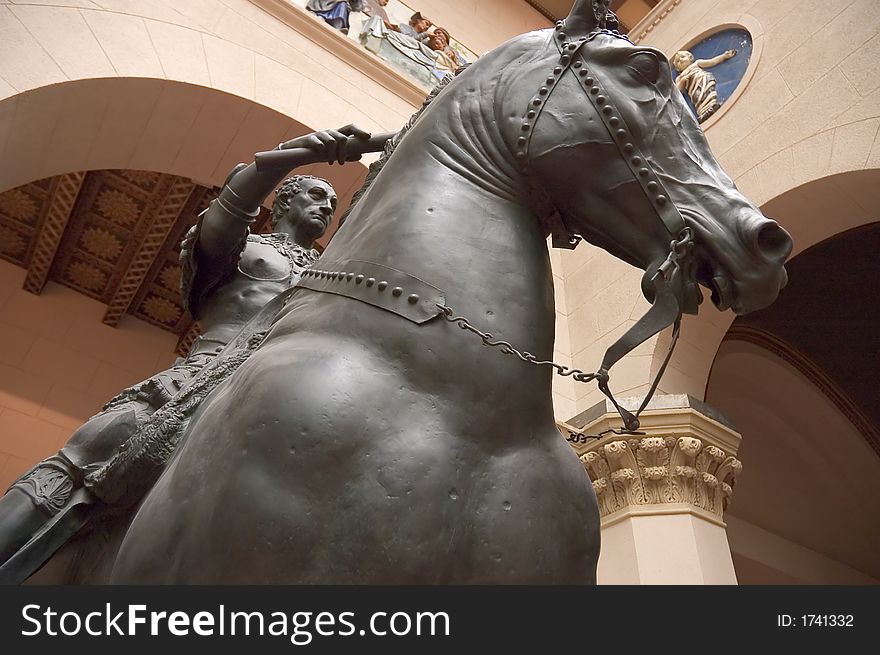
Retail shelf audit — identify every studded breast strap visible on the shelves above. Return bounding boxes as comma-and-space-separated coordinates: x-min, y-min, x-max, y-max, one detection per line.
294, 260, 446, 324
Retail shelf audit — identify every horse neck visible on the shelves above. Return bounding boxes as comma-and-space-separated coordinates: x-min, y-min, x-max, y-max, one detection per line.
323, 127, 557, 365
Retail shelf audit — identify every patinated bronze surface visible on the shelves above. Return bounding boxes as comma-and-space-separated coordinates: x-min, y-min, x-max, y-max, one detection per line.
117, 0, 793, 583
0, 129, 394, 585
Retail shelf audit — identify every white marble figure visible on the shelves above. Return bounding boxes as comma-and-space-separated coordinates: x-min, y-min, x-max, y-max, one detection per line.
670, 48, 736, 123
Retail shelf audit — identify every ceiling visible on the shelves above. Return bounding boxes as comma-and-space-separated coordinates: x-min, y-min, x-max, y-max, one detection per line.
524, 0, 575, 20
0, 170, 273, 356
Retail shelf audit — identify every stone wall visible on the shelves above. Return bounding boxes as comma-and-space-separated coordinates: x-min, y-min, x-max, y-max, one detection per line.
551, 0, 880, 418
408, 0, 549, 55
0, 0, 422, 194
0, 259, 177, 491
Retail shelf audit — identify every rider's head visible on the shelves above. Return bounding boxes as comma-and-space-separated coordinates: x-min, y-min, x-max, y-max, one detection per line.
272, 176, 337, 249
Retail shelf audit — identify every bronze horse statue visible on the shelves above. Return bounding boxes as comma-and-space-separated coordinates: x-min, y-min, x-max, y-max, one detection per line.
110, 1, 791, 583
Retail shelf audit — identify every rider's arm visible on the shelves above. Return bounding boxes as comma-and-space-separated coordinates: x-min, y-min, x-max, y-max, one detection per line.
180, 126, 370, 317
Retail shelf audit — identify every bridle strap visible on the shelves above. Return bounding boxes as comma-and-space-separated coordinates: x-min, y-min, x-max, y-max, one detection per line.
515, 26, 699, 430
595, 233, 691, 431
516, 25, 687, 239
561, 38, 686, 237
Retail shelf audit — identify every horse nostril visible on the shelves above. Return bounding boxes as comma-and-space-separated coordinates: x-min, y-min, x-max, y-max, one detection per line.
752, 220, 792, 261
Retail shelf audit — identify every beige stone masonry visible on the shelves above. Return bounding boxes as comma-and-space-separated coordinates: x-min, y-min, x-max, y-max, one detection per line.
0, 259, 178, 490
0, 0, 430, 193
562, 394, 742, 583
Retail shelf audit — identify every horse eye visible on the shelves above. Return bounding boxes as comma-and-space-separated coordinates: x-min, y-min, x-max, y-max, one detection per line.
628, 52, 660, 84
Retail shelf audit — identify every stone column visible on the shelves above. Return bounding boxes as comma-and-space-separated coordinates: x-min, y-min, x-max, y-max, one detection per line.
562, 394, 742, 584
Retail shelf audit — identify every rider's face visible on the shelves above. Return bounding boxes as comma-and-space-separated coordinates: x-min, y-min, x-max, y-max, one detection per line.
279, 179, 337, 241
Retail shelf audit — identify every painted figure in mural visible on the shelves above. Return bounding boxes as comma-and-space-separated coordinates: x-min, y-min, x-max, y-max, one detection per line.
306, 0, 365, 34
360, 9, 432, 45
362, 0, 390, 24
670, 48, 737, 123
0, 128, 371, 584
360, 11, 458, 84
427, 27, 467, 71
110, 0, 791, 584
396, 11, 433, 44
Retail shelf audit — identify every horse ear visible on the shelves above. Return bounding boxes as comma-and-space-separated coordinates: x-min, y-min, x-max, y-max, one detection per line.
565, 0, 607, 36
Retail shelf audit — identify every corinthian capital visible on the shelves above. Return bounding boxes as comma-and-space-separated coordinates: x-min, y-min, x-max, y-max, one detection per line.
561, 394, 742, 521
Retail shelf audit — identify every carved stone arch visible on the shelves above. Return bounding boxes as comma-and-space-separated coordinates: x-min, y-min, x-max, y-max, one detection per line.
0, 76, 370, 210
0, 0, 420, 214
0, 75, 378, 357
704, 218, 880, 583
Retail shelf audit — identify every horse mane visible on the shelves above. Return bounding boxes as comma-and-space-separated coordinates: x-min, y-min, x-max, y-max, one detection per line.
338, 65, 470, 227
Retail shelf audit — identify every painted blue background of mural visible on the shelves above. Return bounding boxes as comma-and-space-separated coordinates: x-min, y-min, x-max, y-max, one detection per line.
671, 28, 753, 120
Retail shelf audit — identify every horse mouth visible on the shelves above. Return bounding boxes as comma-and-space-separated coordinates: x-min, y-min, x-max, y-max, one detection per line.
696, 259, 733, 312
708, 274, 732, 311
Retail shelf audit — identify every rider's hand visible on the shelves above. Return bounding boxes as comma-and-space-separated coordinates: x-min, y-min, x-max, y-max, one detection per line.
278, 125, 371, 165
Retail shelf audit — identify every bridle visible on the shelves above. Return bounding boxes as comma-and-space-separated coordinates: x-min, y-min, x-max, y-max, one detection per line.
513, 23, 698, 432
515, 24, 688, 241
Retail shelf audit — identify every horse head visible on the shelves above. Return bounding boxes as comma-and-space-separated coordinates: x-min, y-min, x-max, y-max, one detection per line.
497, 0, 791, 316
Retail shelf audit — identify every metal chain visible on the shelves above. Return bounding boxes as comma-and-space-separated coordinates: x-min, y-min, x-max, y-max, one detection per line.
435, 228, 695, 390
436, 304, 599, 383
436, 307, 652, 438
564, 427, 644, 445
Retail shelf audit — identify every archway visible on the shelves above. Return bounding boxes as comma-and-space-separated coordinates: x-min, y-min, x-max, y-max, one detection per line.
703, 220, 880, 584
0, 77, 370, 215
0, 76, 373, 493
